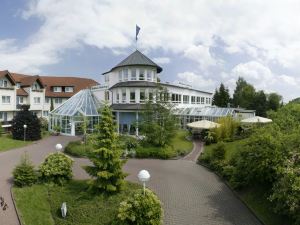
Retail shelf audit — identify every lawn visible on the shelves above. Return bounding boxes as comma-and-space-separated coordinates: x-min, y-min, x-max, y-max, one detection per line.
200, 140, 292, 225
13, 180, 141, 225
0, 135, 32, 152
136, 130, 193, 159
200, 138, 248, 163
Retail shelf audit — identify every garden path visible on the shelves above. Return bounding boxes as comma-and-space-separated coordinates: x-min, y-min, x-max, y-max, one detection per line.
0, 136, 262, 225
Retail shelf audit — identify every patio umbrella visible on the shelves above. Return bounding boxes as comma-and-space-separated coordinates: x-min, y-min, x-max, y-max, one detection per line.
241, 116, 272, 123
187, 120, 220, 129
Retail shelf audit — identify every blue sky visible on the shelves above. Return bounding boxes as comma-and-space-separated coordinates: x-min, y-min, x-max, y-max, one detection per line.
1, 0, 300, 101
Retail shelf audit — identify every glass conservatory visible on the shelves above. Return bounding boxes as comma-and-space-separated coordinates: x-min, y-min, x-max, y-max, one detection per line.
49, 89, 101, 136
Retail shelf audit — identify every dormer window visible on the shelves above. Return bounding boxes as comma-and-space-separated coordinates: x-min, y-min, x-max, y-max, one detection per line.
131, 68, 136, 80
16, 83, 21, 88
0, 80, 8, 88
53, 87, 62, 92
33, 83, 39, 90
139, 68, 145, 80
65, 87, 74, 92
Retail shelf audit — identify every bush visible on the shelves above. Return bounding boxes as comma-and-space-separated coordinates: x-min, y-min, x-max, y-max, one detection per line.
39, 152, 73, 185
117, 189, 163, 225
39, 117, 48, 131
211, 142, 226, 161
12, 105, 41, 141
0, 122, 3, 136
64, 140, 93, 157
213, 116, 239, 142
13, 153, 37, 187
136, 145, 174, 159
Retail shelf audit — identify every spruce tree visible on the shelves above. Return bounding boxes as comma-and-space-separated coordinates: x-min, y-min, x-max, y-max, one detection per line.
212, 83, 230, 107
85, 105, 126, 193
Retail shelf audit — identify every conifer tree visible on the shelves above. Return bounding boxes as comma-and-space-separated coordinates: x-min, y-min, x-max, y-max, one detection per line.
85, 105, 126, 193
12, 105, 41, 141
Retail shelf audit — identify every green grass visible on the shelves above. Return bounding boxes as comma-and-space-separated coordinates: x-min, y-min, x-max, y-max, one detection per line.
0, 135, 32, 152
13, 185, 55, 225
64, 141, 93, 157
13, 180, 141, 225
136, 130, 193, 159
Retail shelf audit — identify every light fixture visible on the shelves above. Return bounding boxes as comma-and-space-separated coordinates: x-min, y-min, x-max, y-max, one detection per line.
138, 169, 150, 195
55, 143, 63, 151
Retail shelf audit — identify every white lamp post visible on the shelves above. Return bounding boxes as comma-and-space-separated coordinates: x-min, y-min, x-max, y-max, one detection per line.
138, 170, 150, 195
61, 202, 67, 218
23, 124, 27, 142
56, 143, 63, 151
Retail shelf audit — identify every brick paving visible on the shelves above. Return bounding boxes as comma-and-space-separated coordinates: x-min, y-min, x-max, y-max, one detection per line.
0, 137, 262, 225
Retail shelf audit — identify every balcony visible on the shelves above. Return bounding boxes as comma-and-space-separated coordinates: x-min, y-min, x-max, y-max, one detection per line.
0, 87, 14, 90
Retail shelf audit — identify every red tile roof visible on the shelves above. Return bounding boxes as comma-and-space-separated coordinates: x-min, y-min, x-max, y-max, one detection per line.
9, 72, 99, 98
0, 70, 16, 85
16, 88, 28, 96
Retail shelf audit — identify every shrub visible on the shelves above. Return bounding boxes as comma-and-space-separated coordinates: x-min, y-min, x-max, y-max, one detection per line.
39, 117, 48, 131
64, 140, 93, 157
12, 105, 41, 141
39, 152, 73, 185
136, 145, 175, 159
213, 116, 239, 142
13, 153, 37, 187
117, 189, 163, 225
0, 122, 3, 136
211, 142, 226, 161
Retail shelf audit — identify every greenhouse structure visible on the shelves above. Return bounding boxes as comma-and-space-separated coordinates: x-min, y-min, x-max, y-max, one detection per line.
49, 89, 101, 136
174, 106, 255, 129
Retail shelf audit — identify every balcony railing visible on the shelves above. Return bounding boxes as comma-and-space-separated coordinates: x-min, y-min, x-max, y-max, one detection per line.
0, 87, 14, 90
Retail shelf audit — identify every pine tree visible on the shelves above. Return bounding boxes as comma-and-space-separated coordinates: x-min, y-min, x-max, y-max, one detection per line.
212, 83, 230, 107
85, 105, 126, 193
232, 77, 255, 108
12, 105, 41, 141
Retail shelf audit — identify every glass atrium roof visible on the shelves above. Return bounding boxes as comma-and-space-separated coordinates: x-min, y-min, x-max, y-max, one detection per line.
174, 107, 235, 117
50, 89, 100, 116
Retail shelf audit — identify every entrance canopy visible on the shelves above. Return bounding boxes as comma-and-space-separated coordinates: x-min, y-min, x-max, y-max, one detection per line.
187, 120, 220, 129
241, 116, 272, 123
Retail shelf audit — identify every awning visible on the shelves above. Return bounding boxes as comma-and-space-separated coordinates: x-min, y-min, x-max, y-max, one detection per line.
241, 116, 272, 123
187, 120, 220, 129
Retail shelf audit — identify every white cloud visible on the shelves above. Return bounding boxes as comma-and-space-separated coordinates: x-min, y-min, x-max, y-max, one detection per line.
184, 45, 217, 70
153, 57, 170, 64
176, 71, 215, 91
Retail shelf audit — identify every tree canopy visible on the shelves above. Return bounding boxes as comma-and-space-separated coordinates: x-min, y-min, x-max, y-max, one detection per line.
212, 83, 230, 107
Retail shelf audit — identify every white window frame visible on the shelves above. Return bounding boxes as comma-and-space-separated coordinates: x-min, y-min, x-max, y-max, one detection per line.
147, 70, 152, 81
65, 87, 74, 93
121, 89, 126, 103
123, 69, 128, 81
130, 89, 135, 103
139, 68, 145, 80
34, 97, 41, 104
2, 96, 11, 104
53, 87, 62, 93
131, 68, 137, 80
118, 70, 123, 82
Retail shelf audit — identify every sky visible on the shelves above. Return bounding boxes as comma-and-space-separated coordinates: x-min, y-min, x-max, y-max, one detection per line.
1, 0, 300, 101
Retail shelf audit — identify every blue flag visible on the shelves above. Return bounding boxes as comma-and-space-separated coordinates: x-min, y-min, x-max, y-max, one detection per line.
136, 25, 141, 40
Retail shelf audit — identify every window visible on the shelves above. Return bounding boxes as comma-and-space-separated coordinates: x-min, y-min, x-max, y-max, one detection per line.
34, 97, 41, 104
53, 87, 62, 92
16, 83, 21, 88
2, 96, 10, 104
131, 68, 136, 80
140, 89, 145, 102
45, 97, 50, 104
201, 97, 205, 104
0, 80, 8, 88
17, 96, 24, 104
105, 91, 109, 101
43, 111, 49, 117
55, 98, 62, 104
147, 70, 152, 81
183, 95, 189, 104
123, 69, 128, 81
148, 89, 154, 102
0, 112, 7, 121
191, 96, 196, 104
65, 87, 74, 92
105, 74, 109, 83
130, 90, 135, 103
32, 83, 39, 90
171, 94, 182, 103
118, 70, 123, 81
139, 68, 145, 80
116, 92, 120, 103
122, 89, 126, 103
196, 97, 201, 104
206, 97, 209, 104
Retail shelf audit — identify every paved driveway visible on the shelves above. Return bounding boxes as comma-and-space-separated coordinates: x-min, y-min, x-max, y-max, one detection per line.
0, 137, 262, 225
